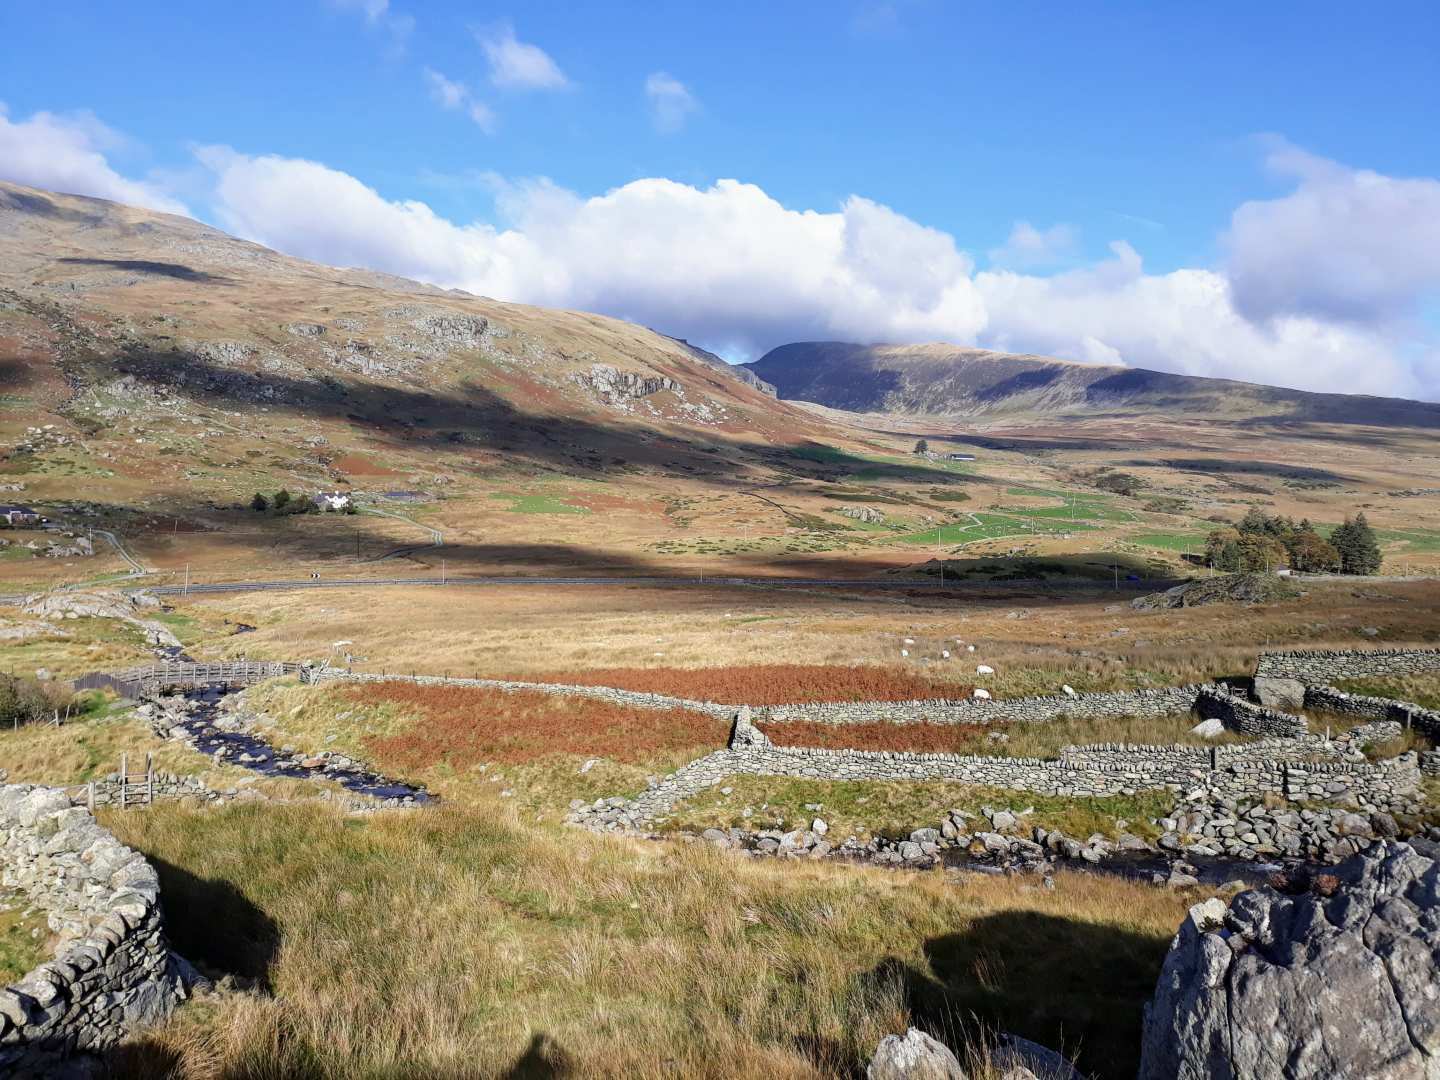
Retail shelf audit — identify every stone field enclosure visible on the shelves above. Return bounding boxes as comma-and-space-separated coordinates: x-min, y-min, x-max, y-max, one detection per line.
3, 181, 1440, 1078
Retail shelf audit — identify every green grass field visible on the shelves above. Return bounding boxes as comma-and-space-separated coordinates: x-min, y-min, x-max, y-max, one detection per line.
488, 492, 590, 514
1127, 530, 1207, 553
895, 513, 1097, 546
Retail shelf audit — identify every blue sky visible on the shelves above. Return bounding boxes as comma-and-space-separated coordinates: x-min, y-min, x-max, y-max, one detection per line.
3, 1, 1439, 397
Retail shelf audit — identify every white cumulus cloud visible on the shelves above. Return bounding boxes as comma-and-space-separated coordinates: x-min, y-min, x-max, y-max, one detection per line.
477, 23, 568, 90
0, 105, 187, 215
422, 68, 496, 133
988, 220, 1077, 268
645, 72, 699, 134
1226, 139, 1440, 328
188, 143, 1440, 397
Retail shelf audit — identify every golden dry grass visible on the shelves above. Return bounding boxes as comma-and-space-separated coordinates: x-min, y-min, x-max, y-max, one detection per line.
0, 710, 250, 788
174, 579, 1440, 692
105, 800, 1197, 1079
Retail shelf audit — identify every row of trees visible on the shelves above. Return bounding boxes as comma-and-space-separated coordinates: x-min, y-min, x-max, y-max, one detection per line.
1204, 508, 1381, 575
250, 490, 356, 516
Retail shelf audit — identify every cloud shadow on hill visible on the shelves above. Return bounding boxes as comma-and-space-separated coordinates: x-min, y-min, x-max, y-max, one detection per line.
104, 342, 963, 490
56, 256, 234, 285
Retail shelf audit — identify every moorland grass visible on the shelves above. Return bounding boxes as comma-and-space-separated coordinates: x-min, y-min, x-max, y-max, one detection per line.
104, 800, 1195, 1079
0, 893, 50, 984
0, 710, 253, 787
757, 712, 1248, 758
656, 777, 1174, 844
1333, 673, 1440, 710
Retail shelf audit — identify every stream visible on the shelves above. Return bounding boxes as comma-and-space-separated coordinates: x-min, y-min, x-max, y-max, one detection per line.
148, 645, 431, 804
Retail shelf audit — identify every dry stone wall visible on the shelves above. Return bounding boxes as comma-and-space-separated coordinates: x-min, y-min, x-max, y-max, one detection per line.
761, 685, 1204, 726
1255, 647, 1440, 683
0, 784, 192, 1073
1194, 688, 1308, 737
1304, 686, 1440, 738
586, 734, 1421, 830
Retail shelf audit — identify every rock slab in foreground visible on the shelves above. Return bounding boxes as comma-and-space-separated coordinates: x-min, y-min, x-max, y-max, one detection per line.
867, 1027, 968, 1079
1139, 840, 1440, 1079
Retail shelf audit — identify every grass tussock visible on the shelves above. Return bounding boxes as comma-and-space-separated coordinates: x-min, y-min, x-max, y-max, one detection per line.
510, 664, 976, 704
104, 801, 1194, 1079
0, 892, 51, 984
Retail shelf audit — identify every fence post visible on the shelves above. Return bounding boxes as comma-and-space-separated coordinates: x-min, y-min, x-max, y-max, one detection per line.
119, 752, 127, 811
87, 782, 95, 813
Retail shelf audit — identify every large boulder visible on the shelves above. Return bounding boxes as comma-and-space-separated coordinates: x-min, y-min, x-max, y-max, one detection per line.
1139, 841, 1440, 1079
867, 1028, 968, 1079
1253, 676, 1306, 711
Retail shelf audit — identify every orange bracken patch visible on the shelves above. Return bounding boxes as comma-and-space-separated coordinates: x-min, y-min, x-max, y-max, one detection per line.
509, 665, 975, 705
351, 684, 730, 770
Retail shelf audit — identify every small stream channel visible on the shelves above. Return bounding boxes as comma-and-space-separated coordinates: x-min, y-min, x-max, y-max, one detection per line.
148, 645, 431, 804
170, 686, 431, 803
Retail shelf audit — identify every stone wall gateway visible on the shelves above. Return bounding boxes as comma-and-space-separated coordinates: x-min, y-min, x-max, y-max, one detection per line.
0, 784, 194, 1073
1193, 688, 1308, 737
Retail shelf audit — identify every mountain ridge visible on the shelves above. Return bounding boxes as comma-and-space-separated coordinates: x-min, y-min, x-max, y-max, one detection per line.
743, 341, 1440, 427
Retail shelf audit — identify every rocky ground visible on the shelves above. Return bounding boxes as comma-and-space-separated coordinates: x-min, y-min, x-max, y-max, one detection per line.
574, 793, 1440, 887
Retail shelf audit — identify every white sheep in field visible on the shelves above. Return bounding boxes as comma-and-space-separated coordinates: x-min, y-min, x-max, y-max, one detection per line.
977, 664, 994, 675
973, 688, 991, 699
966, 645, 976, 653
901, 649, 909, 657
941, 650, 951, 659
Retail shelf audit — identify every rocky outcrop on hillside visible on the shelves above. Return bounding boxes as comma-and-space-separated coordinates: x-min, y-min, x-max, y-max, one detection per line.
23, 590, 180, 649
1131, 573, 1301, 610
1139, 840, 1440, 1079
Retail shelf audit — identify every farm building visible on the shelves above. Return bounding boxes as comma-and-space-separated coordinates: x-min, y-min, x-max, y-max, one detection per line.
0, 505, 42, 526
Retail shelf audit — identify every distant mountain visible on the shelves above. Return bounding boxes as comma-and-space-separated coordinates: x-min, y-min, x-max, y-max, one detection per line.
0, 181, 834, 518
744, 342, 1440, 428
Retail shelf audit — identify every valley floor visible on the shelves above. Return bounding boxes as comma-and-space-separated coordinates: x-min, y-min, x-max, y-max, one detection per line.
1, 577, 1437, 1078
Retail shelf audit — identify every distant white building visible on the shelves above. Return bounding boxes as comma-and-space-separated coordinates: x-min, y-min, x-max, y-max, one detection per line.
0, 505, 41, 526
317, 491, 352, 511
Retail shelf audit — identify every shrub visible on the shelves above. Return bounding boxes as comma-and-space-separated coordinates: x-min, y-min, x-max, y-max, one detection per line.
1093, 472, 1147, 496
250, 492, 268, 512
0, 676, 72, 728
